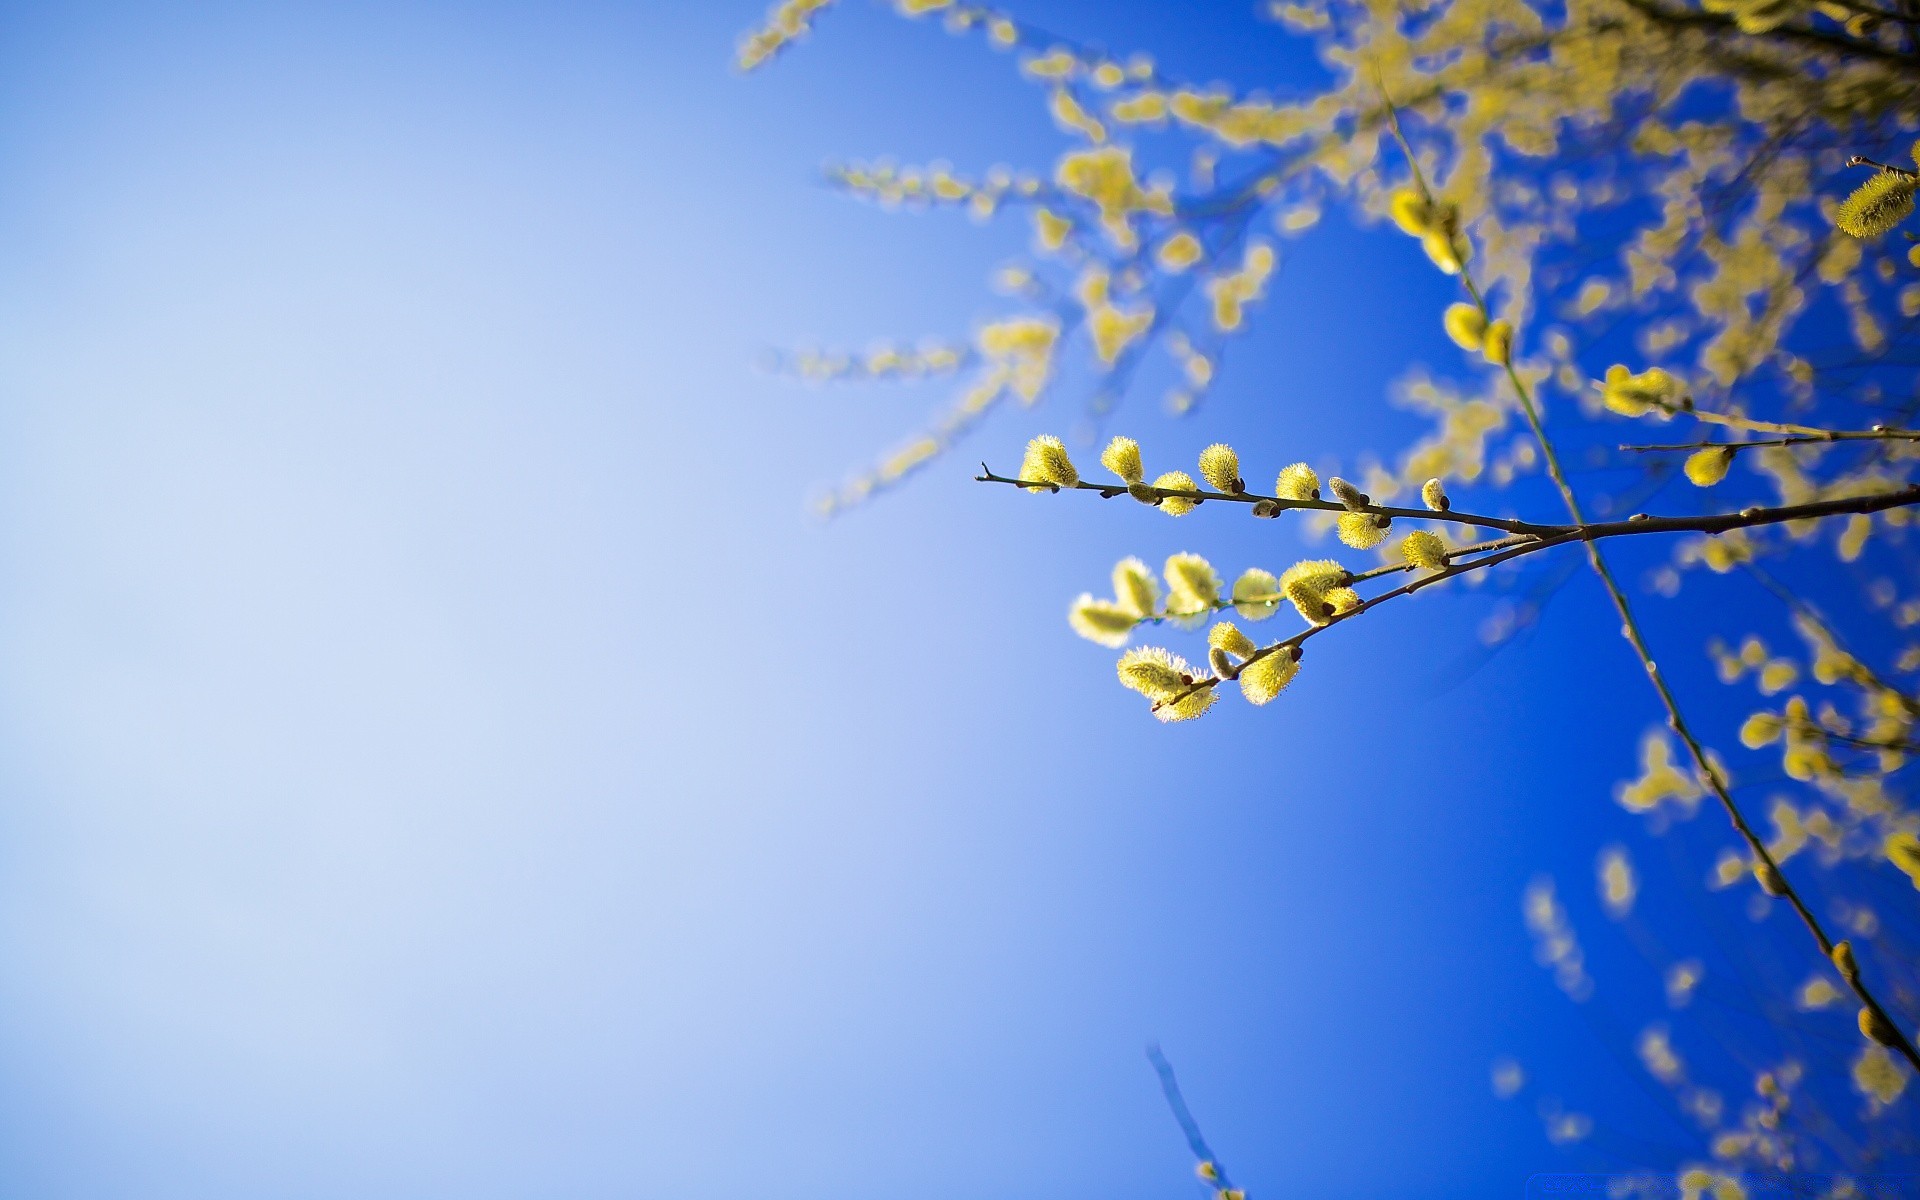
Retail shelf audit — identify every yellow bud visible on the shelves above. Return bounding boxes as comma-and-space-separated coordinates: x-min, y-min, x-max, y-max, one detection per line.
1230, 568, 1283, 619
1208, 621, 1257, 659
1599, 364, 1685, 418
1388, 188, 1430, 236
1280, 559, 1346, 624
1738, 712, 1783, 748
1164, 552, 1222, 612
1198, 443, 1242, 492
1421, 478, 1449, 511
1328, 476, 1369, 510
1116, 646, 1192, 700
1101, 436, 1145, 484
1836, 170, 1917, 239
1910, 243, 1920, 269
1274, 462, 1320, 501
1154, 685, 1217, 723
1238, 647, 1300, 705
1208, 646, 1233, 679
1400, 530, 1447, 570
1025, 435, 1079, 487
1753, 860, 1787, 897
1684, 446, 1734, 487
1069, 595, 1138, 647
1442, 303, 1486, 352
1196, 1162, 1219, 1183
1833, 940, 1859, 981
1144, 470, 1198, 516
1482, 319, 1513, 367
1859, 1005, 1904, 1048
1885, 830, 1920, 889
1337, 510, 1390, 550
1113, 556, 1160, 617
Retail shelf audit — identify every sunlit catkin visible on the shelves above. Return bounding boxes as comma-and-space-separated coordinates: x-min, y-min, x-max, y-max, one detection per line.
1836, 170, 1917, 238
1685, 446, 1734, 487
1833, 940, 1860, 982
1101, 435, 1145, 484
1238, 647, 1300, 705
1231, 568, 1282, 618
1207, 620, 1257, 659
1859, 1005, 1903, 1048
1337, 511, 1390, 550
1442, 303, 1486, 352
1401, 530, 1447, 570
1482, 319, 1513, 367
1153, 470, 1200, 516
1025, 435, 1079, 487
1274, 462, 1321, 501
1165, 552, 1222, 612
1198, 443, 1243, 492
1068, 595, 1137, 647
1113, 556, 1160, 618
1116, 646, 1192, 700
1421, 478, 1450, 511
1280, 559, 1346, 623
1154, 685, 1217, 723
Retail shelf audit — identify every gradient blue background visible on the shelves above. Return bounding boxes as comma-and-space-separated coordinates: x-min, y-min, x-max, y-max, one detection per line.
0, 3, 1865, 1196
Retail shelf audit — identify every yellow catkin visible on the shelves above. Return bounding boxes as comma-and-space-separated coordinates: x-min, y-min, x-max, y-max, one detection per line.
1684, 446, 1734, 487
1858, 1006, 1903, 1048
1026, 435, 1078, 486
1337, 511, 1390, 549
1281, 559, 1345, 624
1101, 435, 1144, 483
1421, 478, 1450, 511
1198, 443, 1242, 492
1274, 462, 1320, 501
1442, 303, 1486, 351
1153, 470, 1200, 516
1885, 831, 1920, 889
1600, 364, 1685, 417
1165, 552, 1221, 612
1401, 530, 1447, 570
1738, 712, 1783, 748
1069, 595, 1137, 647
1116, 646, 1191, 700
1482, 319, 1513, 367
1836, 170, 1917, 238
1231, 569, 1282, 619
1207, 621, 1257, 659
1113, 556, 1160, 617
1238, 648, 1299, 705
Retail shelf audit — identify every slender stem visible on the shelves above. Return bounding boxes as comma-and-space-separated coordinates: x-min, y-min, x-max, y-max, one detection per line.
1623, 429, 1920, 453
974, 464, 1562, 536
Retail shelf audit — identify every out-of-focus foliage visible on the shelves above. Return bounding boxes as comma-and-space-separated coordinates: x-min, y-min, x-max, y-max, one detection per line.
743, 0, 1920, 1182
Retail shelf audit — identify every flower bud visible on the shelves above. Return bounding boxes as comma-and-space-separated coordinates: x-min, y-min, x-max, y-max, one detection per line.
1400, 530, 1447, 570
1442, 303, 1485, 352
1685, 446, 1734, 487
1198, 443, 1243, 493
1152, 471, 1200, 516
1337, 511, 1390, 550
1100, 436, 1145, 484
1329, 476, 1370, 510
1420, 478, 1450, 511
1274, 462, 1321, 502
1483, 319, 1513, 367
1025, 435, 1078, 487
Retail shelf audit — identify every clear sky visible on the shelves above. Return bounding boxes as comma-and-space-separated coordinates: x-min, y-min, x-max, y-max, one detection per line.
0, 3, 1899, 1197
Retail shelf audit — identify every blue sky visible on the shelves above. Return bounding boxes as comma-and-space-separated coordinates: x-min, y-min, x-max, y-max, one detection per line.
0, 2, 1898, 1197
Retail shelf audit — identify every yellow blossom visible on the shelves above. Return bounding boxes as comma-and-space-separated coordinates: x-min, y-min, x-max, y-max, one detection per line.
1198, 443, 1241, 492
1337, 511, 1390, 550
1274, 462, 1320, 501
1101, 436, 1144, 484
1069, 595, 1137, 647
1152, 470, 1200, 516
1400, 530, 1447, 570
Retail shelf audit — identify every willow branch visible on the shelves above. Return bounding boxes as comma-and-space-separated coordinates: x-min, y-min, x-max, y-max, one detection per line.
1376, 76, 1920, 1074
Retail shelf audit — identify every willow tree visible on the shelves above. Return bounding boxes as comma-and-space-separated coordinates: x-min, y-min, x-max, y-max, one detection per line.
742, 0, 1920, 1179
